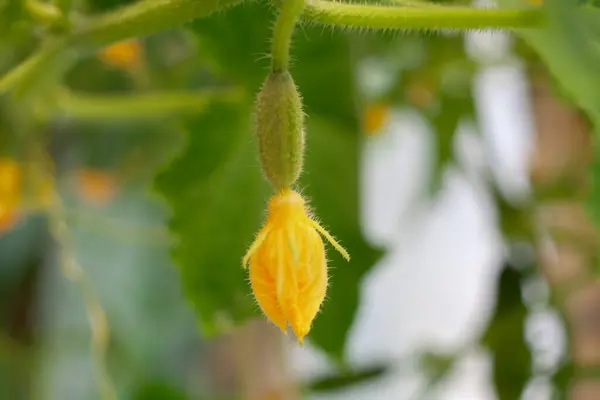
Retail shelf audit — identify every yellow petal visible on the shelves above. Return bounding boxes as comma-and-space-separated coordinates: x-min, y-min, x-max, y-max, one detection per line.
245, 189, 348, 344
310, 219, 350, 262
243, 226, 270, 269
0, 158, 21, 219
249, 259, 288, 333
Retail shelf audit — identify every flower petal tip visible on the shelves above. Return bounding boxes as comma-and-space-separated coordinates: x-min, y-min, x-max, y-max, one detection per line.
340, 249, 350, 262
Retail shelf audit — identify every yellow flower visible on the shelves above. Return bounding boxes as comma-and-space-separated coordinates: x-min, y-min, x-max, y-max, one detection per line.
243, 189, 350, 344
98, 39, 142, 69
0, 158, 21, 232
75, 168, 118, 207
0, 158, 56, 231
362, 103, 390, 136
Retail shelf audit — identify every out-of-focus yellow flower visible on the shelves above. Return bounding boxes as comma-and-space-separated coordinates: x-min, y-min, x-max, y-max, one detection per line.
0, 158, 56, 231
406, 79, 435, 109
243, 189, 349, 345
0, 158, 21, 232
362, 103, 390, 136
98, 39, 142, 69
0, 209, 20, 231
75, 168, 117, 207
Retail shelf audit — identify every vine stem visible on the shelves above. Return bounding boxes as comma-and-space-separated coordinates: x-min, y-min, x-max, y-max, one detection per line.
53, 87, 243, 121
24, 0, 64, 25
384, 0, 442, 7
0, 0, 243, 96
271, 0, 306, 72
40, 147, 116, 400
0, 39, 67, 95
303, 1, 544, 30
71, 0, 244, 48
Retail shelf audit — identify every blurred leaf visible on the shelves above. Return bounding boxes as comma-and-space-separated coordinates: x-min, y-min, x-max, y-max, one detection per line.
589, 153, 600, 233
154, 102, 269, 335
87, 0, 136, 13
552, 357, 574, 396
419, 351, 457, 381
0, 215, 47, 289
493, 185, 535, 241
306, 364, 389, 392
412, 350, 462, 400
301, 117, 382, 360
133, 380, 188, 400
65, 57, 133, 93
0, 332, 32, 400
482, 265, 531, 400
0, 1, 35, 75
427, 92, 473, 193
502, 0, 600, 130
292, 30, 357, 125
189, 2, 272, 91
407, 36, 475, 195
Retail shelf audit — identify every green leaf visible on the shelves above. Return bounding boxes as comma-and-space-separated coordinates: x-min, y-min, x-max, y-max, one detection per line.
590, 153, 600, 232
133, 380, 189, 400
306, 364, 389, 392
87, 0, 137, 13
481, 265, 531, 400
499, 0, 600, 133
427, 93, 473, 192
292, 30, 357, 124
189, 2, 272, 91
182, 2, 382, 358
419, 37, 474, 194
154, 102, 270, 335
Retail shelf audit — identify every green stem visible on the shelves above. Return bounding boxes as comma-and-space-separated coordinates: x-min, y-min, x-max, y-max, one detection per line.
24, 0, 63, 24
303, 1, 543, 30
0, 39, 68, 96
271, 0, 306, 72
0, 0, 244, 97
53, 88, 243, 120
383, 0, 441, 7
70, 0, 244, 49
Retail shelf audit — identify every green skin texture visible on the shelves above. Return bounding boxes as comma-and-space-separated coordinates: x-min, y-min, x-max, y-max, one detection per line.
254, 70, 305, 190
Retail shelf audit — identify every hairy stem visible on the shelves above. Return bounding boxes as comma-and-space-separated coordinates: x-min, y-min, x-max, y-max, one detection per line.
37, 146, 116, 400
303, 1, 543, 30
271, 0, 306, 71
